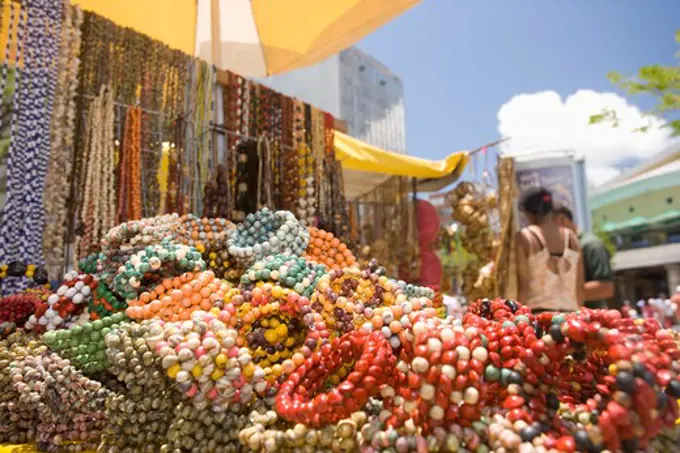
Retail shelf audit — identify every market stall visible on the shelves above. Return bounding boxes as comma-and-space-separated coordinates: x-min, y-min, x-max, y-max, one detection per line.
0, 2, 680, 453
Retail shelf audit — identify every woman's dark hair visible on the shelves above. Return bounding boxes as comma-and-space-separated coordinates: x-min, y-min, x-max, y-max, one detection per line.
520, 187, 553, 218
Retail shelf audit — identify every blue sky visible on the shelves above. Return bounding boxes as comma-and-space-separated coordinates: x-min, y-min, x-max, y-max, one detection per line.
356, 0, 679, 167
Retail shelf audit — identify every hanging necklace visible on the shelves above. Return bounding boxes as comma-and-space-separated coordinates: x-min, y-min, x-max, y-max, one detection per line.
0, 0, 62, 294
43, 3, 83, 276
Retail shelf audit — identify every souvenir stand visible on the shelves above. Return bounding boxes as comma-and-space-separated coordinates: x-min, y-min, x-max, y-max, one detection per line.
1, 2, 680, 453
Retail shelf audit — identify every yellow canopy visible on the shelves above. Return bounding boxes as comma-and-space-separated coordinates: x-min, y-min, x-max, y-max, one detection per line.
334, 131, 469, 199
71, 0, 197, 54
67, 0, 419, 77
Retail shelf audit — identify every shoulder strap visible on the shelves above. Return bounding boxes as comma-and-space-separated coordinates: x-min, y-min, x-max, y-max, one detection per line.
527, 226, 546, 251
563, 228, 570, 253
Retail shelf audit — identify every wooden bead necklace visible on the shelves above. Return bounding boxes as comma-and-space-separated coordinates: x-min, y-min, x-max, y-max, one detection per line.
117, 105, 143, 222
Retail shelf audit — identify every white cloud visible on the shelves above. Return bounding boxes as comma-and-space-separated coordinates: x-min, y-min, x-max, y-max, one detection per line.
496, 89, 672, 186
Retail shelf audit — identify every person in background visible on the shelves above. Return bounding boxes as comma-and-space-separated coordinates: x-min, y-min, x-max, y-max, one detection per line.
553, 203, 614, 309
516, 187, 584, 313
672, 286, 680, 324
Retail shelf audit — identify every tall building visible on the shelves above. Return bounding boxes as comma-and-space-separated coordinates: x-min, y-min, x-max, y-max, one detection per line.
259, 47, 407, 154
589, 143, 680, 302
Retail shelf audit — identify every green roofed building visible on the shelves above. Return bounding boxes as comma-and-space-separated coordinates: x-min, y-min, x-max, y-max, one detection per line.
590, 144, 680, 302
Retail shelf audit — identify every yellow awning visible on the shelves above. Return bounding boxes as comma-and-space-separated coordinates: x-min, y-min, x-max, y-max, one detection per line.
334, 131, 469, 199
71, 0, 197, 54
69, 0, 418, 78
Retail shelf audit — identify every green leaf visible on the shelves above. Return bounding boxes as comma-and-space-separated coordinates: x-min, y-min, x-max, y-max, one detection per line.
590, 30, 679, 136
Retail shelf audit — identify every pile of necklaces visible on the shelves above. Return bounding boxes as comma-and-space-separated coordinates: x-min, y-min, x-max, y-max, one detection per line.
0, 208, 678, 453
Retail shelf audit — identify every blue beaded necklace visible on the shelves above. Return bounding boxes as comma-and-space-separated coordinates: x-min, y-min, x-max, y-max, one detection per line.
0, 0, 62, 294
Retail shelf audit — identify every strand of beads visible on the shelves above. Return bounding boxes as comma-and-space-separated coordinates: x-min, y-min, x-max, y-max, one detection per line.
102, 320, 182, 452
77, 86, 116, 257
24, 0, 63, 272
203, 244, 236, 281
118, 106, 143, 221
101, 214, 180, 253
304, 227, 356, 271
171, 215, 237, 281
359, 298, 439, 351
43, 4, 83, 276
126, 270, 229, 322
227, 208, 310, 267
171, 214, 235, 250
111, 240, 205, 302
162, 401, 257, 453
28, 353, 110, 452
147, 310, 270, 411
229, 284, 330, 386
240, 254, 327, 298
0, 332, 47, 444
238, 409, 369, 451
312, 267, 404, 335
87, 281, 126, 319
275, 329, 401, 427
25, 272, 97, 332
42, 313, 127, 375
0, 0, 29, 296
0, 293, 41, 326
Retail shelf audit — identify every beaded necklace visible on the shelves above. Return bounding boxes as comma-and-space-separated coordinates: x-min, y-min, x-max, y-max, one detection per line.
0, 0, 62, 294
0, 0, 26, 277
270, 91, 283, 209
118, 106, 143, 222
77, 86, 115, 257
202, 163, 231, 218
43, 4, 83, 276
312, 108, 326, 224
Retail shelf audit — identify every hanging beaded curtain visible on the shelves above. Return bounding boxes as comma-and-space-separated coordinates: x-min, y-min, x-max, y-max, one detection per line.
0, 0, 63, 295
43, 2, 82, 278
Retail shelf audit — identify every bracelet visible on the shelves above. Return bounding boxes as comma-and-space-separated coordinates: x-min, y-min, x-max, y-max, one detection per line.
275, 329, 399, 426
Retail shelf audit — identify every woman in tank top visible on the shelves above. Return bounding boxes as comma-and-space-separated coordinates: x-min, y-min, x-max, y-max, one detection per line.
515, 188, 584, 312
